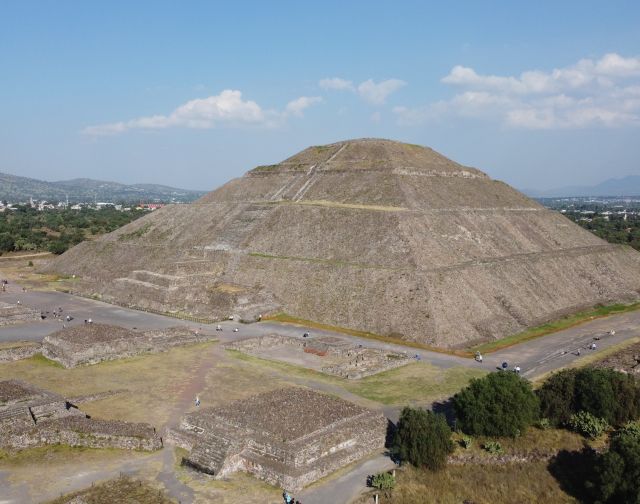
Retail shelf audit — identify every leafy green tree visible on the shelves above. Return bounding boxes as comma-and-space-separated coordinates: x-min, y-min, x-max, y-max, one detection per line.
453, 371, 539, 437
0, 232, 15, 253
538, 368, 578, 426
539, 368, 640, 428
588, 425, 640, 503
391, 407, 454, 471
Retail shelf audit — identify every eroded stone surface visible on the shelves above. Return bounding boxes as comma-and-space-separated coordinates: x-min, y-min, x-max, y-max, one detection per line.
226, 334, 412, 379
45, 139, 640, 347
42, 323, 214, 367
168, 387, 387, 491
0, 380, 161, 452
0, 301, 39, 326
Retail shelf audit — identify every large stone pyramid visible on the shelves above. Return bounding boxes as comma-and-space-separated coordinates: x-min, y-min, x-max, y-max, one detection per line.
46, 139, 640, 347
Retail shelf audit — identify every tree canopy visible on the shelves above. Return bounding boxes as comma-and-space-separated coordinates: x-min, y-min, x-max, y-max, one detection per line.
453, 371, 539, 437
391, 407, 454, 471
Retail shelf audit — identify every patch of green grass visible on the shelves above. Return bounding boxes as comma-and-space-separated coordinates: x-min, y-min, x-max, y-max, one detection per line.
263, 313, 472, 357
226, 349, 484, 405
0, 444, 122, 467
250, 164, 279, 172
26, 353, 64, 368
471, 302, 640, 354
348, 364, 487, 405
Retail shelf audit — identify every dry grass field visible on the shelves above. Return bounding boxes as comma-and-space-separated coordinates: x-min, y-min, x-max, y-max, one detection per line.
47, 475, 176, 504
362, 462, 578, 504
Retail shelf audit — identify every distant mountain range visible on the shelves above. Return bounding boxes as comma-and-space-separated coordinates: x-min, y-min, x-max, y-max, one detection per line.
523, 175, 640, 198
0, 172, 206, 203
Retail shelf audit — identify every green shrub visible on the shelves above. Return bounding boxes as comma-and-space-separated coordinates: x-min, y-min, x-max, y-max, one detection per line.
370, 472, 396, 490
588, 424, 640, 503
453, 371, 539, 437
537, 418, 551, 430
538, 368, 640, 428
391, 407, 454, 471
460, 435, 473, 449
27, 260, 33, 267
616, 421, 640, 439
483, 441, 503, 454
568, 411, 609, 439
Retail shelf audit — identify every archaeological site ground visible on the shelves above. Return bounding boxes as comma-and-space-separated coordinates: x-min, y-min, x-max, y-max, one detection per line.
1, 139, 639, 504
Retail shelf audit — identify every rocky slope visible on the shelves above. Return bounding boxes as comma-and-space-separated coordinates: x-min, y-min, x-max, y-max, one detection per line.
44, 139, 640, 347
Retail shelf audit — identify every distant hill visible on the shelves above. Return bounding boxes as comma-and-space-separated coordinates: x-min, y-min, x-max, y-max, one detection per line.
523, 175, 640, 198
0, 172, 206, 203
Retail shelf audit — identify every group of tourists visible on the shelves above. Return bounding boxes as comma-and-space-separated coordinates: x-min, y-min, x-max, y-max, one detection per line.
500, 361, 521, 373
283, 491, 302, 504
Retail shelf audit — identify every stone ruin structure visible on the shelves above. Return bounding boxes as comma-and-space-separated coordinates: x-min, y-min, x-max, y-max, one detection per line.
593, 341, 640, 376
45, 138, 640, 348
0, 380, 161, 451
0, 341, 41, 362
168, 388, 387, 491
226, 334, 412, 379
0, 301, 39, 326
41, 323, 215, 367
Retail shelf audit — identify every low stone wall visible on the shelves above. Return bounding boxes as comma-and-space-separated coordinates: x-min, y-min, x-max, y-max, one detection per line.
0, 303, 39, 326
0, 343, 41, 362
4, 416, 162, 451
42, 325, 216, 368
0, 379, 162, 454
226, 334, 412, 379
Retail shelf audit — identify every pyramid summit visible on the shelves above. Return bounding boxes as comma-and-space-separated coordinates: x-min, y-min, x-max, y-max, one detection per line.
46, 139, 640, 348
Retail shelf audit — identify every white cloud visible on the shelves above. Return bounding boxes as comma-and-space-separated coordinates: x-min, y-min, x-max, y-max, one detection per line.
83, 90, 319, 136
319, 77, 406, 105
357, 78, 406, 105
396, 53, 640, 129
284, 96, 322, 117
319, 77, 354, 91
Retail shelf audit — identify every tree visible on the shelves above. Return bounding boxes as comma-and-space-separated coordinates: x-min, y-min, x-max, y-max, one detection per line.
0, 232, 14, 253
588, 424, 640, 503
538, 369, 578, 426
538, 368, 640, 428
391, 407, 453, 471
453, 371, 539, 437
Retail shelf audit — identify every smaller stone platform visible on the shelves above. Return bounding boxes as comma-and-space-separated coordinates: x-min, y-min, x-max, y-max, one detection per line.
226, 334, 412, 379
168, 387, 387, 491
0, 380, 161, 452
42, 323, 215, 367
0, 301, 39, 326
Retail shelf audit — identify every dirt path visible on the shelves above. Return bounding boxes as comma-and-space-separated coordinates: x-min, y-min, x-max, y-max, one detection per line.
154, 339, 222, 503
0, 252, 52, 261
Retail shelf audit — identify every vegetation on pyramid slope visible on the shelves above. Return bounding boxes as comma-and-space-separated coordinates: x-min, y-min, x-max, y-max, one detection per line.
45, 139, 640, 347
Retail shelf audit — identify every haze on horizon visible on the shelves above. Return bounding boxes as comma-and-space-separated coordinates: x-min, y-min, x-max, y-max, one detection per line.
1, 0, 639, 193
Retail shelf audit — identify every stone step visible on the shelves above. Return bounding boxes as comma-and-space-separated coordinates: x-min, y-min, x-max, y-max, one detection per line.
0, 407, 30, 421
130, 270, 182, 287
114, 278, 177, 292
185, 436, 231, 475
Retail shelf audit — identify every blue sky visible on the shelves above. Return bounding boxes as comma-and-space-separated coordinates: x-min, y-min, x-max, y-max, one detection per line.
1, 0, 639, 191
